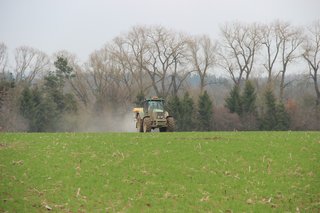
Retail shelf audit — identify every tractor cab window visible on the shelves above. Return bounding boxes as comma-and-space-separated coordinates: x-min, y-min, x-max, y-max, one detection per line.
147, 100, 164, 112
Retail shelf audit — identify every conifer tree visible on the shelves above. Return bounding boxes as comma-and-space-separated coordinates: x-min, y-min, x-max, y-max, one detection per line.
241, 81, 258, 130
180, 92, 195, 131
19, 87, 56, 132
198, 91, 213, 131
54, 56, 74, 90
35, 94, 58, 132
18, 57, 78, 132
225, 85, 242, 115
19, 87, 34, 120
242, 81, 257, 114
167, 95, 182, 130
260, 88, 291, 131
275, 102, 290, 130
260, 89, 277, 130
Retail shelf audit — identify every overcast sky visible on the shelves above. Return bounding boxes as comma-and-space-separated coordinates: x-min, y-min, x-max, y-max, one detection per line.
1, 0, 319, 61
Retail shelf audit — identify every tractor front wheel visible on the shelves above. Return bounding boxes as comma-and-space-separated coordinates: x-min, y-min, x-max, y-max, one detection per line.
166, 117, 175, 132
143, 117, 151, 132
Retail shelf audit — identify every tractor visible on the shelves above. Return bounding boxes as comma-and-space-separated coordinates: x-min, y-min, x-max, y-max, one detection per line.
133, 97, 175, 132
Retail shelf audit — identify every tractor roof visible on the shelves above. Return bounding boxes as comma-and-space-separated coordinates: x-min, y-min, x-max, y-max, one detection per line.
145, 96, 164, 101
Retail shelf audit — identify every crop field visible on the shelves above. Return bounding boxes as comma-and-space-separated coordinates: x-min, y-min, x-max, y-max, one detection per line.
0, 132, 319, 212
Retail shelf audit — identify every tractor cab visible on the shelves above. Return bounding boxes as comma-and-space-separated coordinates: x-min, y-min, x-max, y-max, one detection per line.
144, 97, 165, 113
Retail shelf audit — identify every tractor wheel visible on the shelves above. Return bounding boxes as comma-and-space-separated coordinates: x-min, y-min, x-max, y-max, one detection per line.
159, 127, 167, 132
166, 117, 175, 132
143, 117, 151, 132
136, 116, 143, 132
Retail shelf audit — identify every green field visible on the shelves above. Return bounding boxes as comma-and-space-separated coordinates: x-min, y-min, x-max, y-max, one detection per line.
0, 132, 319, 212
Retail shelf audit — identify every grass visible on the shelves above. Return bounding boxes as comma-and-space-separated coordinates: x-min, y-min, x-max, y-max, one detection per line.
0, 132, 319, 212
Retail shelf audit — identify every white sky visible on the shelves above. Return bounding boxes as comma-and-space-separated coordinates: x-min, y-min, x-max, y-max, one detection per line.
1, 0, 319, 61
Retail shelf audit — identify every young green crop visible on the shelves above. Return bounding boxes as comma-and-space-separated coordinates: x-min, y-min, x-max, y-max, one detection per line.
0, 132, 319, 212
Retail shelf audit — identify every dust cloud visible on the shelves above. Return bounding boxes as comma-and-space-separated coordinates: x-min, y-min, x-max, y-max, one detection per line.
9, 105, 139, 132
78, 110, 137, 132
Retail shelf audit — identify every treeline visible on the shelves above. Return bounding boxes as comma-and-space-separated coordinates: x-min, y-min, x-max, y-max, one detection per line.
0, 20, 319, 132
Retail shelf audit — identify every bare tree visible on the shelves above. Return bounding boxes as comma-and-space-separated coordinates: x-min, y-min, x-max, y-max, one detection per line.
0, 42, 8, 74
87, 47, 113, 110
109, 26, 191, 100
108, 39, 137, 105
68, 61, 91, 107
0, 43, 23, 131
219, 22, 261, 86
0, 42, 10, 117
188, 35, 218, 93
261, 21, 283, 86
87, 45, 134, 111
125, 26, 151, 94
302, 20, 320, 105
167, 33, 190, 96
111, 32, 148, 98
278, 23, 304, 101
142, 26, 189, 98
14, 46, 50, 84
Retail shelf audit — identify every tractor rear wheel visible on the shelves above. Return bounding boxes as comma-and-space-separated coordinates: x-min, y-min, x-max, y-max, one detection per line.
143, 117, 151, 132
166, 117, 175, 132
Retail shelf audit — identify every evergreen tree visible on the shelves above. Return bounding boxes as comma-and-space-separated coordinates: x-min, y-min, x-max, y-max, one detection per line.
260, 88, 291, 131
198, 91, 213, 131
19, 87, 55, 132
18, 57, 78, 132
167, 95, 182, 130
275, 102, 290, 130
43, 69, 78, 114
180, 92, 195, 131
19, 87, 34, 120
29, 88, 44, 131
63, 93, 78, 112
54, 56, 74, 90
225, 85, 242, 115
242, 81, 257, 114
35, 95, 58, 132
241, 81, 258, 130
260, 89, 277, 130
